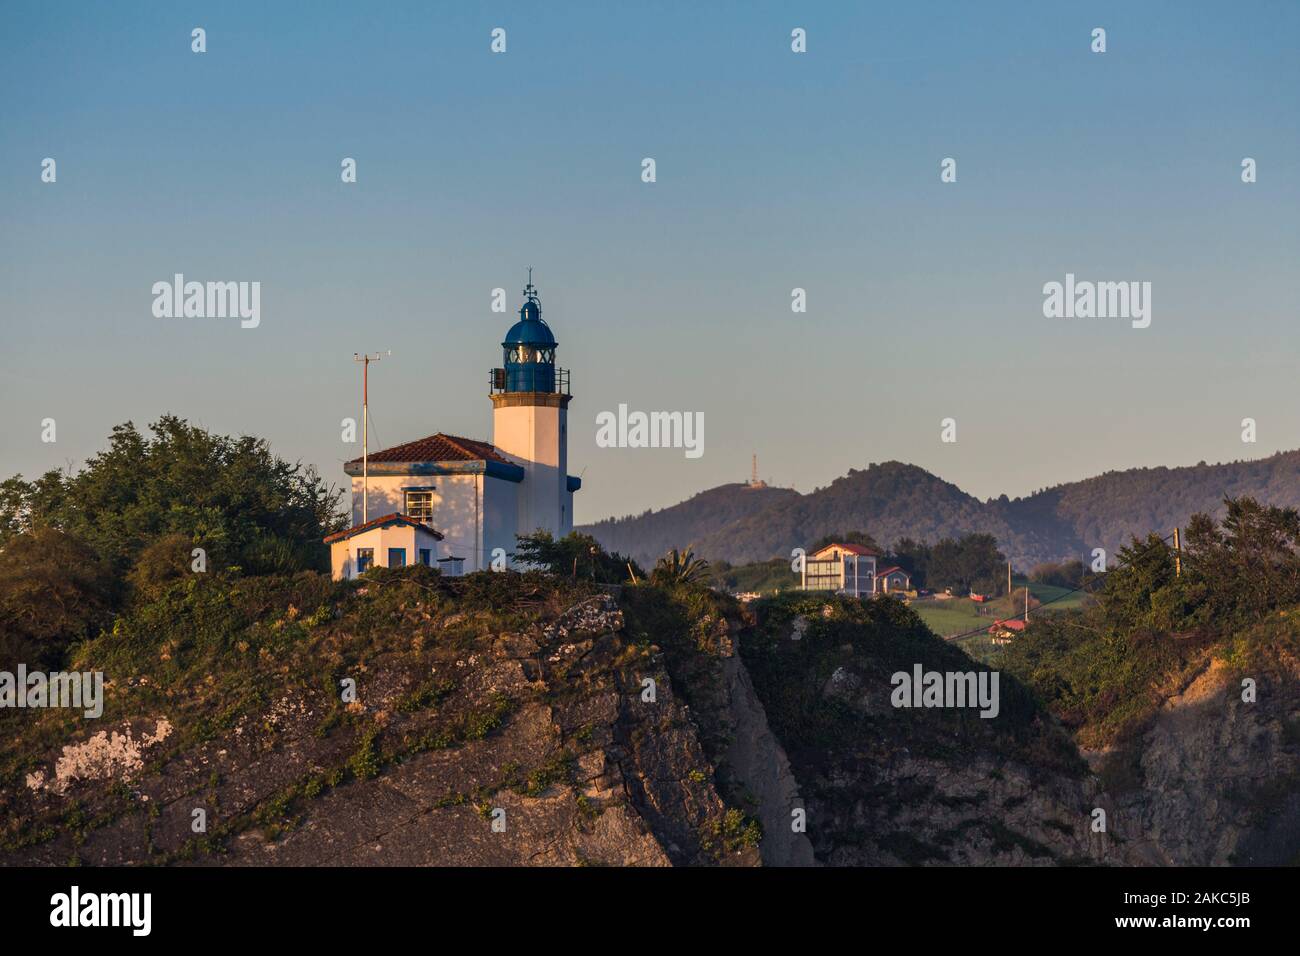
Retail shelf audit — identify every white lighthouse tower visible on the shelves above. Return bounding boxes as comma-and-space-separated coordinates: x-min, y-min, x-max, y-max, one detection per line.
490, 272, 577, 537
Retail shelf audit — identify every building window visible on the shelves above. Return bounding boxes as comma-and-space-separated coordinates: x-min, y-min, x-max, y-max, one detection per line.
388, 548, 406, 567
356, 548, 374, 574
418, 548, 432, 567
803, 556, 843, 592
405, 491, 434, 520
849, 560, 873, 596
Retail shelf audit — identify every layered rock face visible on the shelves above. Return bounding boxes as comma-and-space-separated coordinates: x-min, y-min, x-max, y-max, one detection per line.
1103, 657, 1300, 866
717, 656, 816, 866
2, 582, 760, 867
736, 600, 1300, 868
736, 598, 1142, 866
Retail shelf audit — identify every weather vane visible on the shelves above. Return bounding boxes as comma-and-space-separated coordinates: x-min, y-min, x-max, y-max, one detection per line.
523, 266, 540, 305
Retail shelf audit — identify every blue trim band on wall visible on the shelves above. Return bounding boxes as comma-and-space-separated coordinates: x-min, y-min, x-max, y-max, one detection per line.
344, 460, 525, 483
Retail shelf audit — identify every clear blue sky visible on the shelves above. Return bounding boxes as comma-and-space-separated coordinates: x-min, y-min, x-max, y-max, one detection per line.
2, 1, 1297, 523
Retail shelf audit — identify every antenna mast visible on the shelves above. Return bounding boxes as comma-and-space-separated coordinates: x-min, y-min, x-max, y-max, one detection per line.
354, 351, 391, 523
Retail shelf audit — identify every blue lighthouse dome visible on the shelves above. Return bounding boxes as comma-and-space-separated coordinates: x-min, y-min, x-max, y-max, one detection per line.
502, 308, 556, 348
502, 276, 557, 347
498, 272, 558, 393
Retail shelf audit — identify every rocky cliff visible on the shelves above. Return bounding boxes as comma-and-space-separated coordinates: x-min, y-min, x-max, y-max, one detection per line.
737, 594, 1139, 865
1, 572, 762, 866
1100, 637, 1300, 866
2, 569, 1296, 867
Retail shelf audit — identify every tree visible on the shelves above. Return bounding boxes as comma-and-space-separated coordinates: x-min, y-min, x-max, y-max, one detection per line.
1030, 559, 1089, 589
1094, 497, 1300, 634
0, 416, 344, 579
513, 531, 642, 585
126, 533, 194, 602
0, 528, 116, 669
1180, 497, 1300, 625
924, 533, 1005, 593
890, 537, 930, 586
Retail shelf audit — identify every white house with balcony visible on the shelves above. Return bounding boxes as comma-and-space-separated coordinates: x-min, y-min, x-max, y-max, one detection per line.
800, 542, 879, 597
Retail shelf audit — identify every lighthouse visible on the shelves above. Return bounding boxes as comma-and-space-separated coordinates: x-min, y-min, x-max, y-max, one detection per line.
327, 271, 580, 579
490, 272, 577, 537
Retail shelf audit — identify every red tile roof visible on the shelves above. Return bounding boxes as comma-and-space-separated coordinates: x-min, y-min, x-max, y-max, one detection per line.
812, 542, 881, 557
876, 566, 908, 578
346, 433, 513, 467
323, 512, 445, 544
988, 618, 1027, 633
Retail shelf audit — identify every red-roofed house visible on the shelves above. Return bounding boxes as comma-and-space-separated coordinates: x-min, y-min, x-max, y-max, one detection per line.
874, 566, 912, 594
988, 618, 1027, 642
800, 542, 879, 597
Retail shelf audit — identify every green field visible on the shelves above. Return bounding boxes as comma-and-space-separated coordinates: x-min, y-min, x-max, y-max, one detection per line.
1025, 581, 1090, 611
912, 581, 1093, 642
911, 600, 988, 639
912, 598, 1017, 667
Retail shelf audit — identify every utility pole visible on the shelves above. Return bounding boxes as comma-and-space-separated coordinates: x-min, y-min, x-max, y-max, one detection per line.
1007, 561, 1012, 597
1024, 585, 1030, 622
1173, 527, 1182, 577
354, 351, 390, 523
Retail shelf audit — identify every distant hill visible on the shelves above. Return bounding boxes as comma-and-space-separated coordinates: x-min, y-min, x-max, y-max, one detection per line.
579, 483, 800, 567
579, 451, 1300, 570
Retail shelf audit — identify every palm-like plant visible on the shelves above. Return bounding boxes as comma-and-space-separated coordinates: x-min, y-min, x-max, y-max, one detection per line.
651, 547, 710, 586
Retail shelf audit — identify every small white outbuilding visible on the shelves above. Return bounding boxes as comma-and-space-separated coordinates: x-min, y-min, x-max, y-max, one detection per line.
324, 513, 456, 581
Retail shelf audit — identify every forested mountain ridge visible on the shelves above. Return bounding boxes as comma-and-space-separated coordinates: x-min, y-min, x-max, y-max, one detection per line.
580, 451, 1300, 570
577, 483, 799, 568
